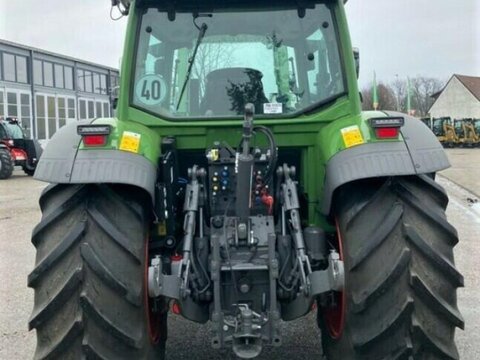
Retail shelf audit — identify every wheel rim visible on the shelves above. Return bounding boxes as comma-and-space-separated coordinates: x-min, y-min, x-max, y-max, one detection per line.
322, 218, 346, 339
144, 240, 163, 344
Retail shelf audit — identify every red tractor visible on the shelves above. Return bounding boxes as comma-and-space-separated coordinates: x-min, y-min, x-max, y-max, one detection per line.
0, 117, 43, 179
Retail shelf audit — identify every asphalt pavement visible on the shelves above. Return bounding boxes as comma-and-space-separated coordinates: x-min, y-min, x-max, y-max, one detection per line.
0, 149, 479, 359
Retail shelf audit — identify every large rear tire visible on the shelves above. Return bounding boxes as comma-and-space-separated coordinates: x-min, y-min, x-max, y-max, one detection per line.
320, 175, 464, 359
0, 148, 14, 179
28, 184, 167, 359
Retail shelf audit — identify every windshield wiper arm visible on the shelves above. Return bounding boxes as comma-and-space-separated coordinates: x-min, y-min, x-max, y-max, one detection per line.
176, 22, 208, 111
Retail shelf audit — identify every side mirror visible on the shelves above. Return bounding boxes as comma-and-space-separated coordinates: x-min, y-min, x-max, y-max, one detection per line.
112, 98, 118, 110
353, 47, 360, 79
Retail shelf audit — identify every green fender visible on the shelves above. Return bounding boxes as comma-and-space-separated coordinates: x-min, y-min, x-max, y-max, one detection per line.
318, 111, 450, 215
34, 118, 161, 200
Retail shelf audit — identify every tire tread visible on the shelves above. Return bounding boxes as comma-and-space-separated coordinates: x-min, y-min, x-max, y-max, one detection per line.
322, 176, 463, 360
29, 184, 164, 359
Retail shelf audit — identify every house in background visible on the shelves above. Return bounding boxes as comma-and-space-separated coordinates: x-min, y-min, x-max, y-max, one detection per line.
429, 74, 480, 119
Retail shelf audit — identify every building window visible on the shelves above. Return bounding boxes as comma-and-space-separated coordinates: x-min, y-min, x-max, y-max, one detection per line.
79, 99, 87, 120
95, 101, 102, 118
36, 95, 46, 140
85, 71, 93, 93
43, 62, 54, 87
67, 98, 76, 119
110, 74, 120, 97
20, 93, 32, 138
3, 91, 31, 137
1, 54, 29, 83
55, 64, 64, 88
56, 97, 76, 126
57, 97, 66, 128
47, 96, 56, 137
16, 56, 28, 83
7, 92, 18, 117
33, 60, 43, 85
93, 73, 100, 94
65, 66, 73, 90
76, 69, 112, 94
100, 74, 107, 94
3, 54, 16, 82
77, 69, 85, 92
88, 100, 95, 119
103, 102, 110, 117
0, 91, 4, 117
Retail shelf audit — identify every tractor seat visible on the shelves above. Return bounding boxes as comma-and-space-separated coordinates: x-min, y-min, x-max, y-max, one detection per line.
200, 68, 269, 116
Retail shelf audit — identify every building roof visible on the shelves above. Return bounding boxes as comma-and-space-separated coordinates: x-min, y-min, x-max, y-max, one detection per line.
456, 74, 480, 102
0, 38, 118, 73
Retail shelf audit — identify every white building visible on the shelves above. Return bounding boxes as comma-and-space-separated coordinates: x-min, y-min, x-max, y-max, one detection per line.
0, 39, 119, 145
429, 74, 480, 119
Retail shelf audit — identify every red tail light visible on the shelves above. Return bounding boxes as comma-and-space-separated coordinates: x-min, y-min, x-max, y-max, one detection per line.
369, 117, 404, 139
374, 127, 400, 139
83, 135, 108, 146
77, 125, 111, 147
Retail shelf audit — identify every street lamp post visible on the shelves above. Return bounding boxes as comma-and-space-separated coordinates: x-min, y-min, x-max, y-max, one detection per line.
395, 74, 400, 112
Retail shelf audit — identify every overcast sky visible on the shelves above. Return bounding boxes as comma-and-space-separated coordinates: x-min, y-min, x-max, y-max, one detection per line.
0, 0, 478, 88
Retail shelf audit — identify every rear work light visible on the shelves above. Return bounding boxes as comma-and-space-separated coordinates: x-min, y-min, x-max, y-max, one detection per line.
369, 117, 405, 139
77, 125, 111, 147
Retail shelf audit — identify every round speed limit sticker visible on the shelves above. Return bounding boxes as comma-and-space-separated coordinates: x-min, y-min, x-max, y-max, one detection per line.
135, 74, 167, 106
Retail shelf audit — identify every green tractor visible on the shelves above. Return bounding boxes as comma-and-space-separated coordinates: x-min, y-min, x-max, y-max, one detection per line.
28, 0, 463, 359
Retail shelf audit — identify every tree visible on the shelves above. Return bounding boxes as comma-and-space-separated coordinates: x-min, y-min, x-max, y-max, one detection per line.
409, 77, 444, 116
390, 77, 406, 112
362, 82, 397, 111
192, 41, 234, 95
362, 76, 445, 116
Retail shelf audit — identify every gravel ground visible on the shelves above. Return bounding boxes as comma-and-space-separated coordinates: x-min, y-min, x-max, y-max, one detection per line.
0, 148, 479, 359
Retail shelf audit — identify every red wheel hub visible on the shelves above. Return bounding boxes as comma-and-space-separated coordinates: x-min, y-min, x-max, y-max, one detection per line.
322, 218, 345, 339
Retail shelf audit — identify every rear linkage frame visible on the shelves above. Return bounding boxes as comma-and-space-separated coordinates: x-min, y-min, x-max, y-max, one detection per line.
148, 104, 344, 358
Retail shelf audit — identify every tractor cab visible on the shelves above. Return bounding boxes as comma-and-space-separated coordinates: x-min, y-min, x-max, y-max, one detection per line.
0, 117, 26, 142
420, 117, 432, 129
474, 119, 480, 134
432, 117, 451, 136
454, 119, 465, 138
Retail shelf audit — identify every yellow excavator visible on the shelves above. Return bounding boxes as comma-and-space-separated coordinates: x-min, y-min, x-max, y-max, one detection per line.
432, 117, 458, 147
461, 118, 480, 147
454, 119, 465, 147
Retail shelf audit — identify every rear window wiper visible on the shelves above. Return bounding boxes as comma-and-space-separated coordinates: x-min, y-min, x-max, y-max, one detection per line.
176, 21, 208, 111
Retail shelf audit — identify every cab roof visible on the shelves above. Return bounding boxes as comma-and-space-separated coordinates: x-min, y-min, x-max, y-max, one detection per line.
120, 0, 343, 11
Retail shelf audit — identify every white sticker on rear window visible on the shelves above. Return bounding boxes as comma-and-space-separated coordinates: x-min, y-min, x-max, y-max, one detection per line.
263, 103, 283, 114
